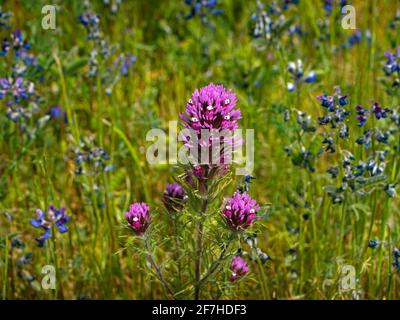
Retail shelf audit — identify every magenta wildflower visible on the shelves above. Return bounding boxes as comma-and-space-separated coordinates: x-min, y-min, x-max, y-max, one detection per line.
180, 83, 240, 132
223, 192, 259, 231
125, 202, 151, 236
180, 84, 242, 178
162, 183, 187, 213
229, 256, 249, 282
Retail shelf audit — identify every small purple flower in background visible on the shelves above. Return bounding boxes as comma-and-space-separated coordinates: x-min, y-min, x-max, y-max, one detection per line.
0, 7, 11, 30
282, 0, 299, 10
0, 77, 34, 102
10, 29, 31, 58
384, 47, 400, 76
384, 183, 396, 198
323, 0, 347, 15
223, 192, 259, 231
78, 11, 101, 39
119, 54, 136, 76
48, 105, 68, 123
287, 59, 316, 92
125, 202, 151, 236
355, 102, 391, 126
229, 256, 249, 282
368, 239, 381, 249
162, 182, 187, 213
371, 102, 391, 120
184, 0, 222, 21
393, 248, 400, 272
30, 205, 70, 247
317, 86, 350, 129
341, 30, 367, 50
355, 105, 368, 126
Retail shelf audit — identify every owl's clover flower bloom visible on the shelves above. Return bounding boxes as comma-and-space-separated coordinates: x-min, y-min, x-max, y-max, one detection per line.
162, 183, 187, 213
223, 192, 259, 231
180, 83, 240, 132
125, 202, 151, 236
180, 83, 242, 177
30, 205, 70, 247
229, 256, 249, 282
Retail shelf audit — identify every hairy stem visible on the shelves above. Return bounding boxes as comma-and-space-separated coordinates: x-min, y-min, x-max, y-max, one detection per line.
144, 237, 175, 299
194, 196, 208, 300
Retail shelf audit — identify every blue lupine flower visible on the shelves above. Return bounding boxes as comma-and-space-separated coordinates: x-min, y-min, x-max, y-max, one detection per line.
10, 29, 31, 58
384, 47, 400, 76
355, 129, 373, 149
368, 239, 381, 249
324, 0, 347, 15
355, 105, 368, 126
184, 0, 222, 20
49, 105, 68, 123
0, 7, 12, 30
30, 205, 70, 247
116, 54, 137, 76
0, 78, 11, 99
317, 87, 350, 129
283, 0, 299, 10
371, 102, 391, 120
287, 59, 316, 92
393, 248, 400, 272
384, 183, 396, 198
0, 77, 34, 102
375, 129, 390, 144
0, 37, 10, 56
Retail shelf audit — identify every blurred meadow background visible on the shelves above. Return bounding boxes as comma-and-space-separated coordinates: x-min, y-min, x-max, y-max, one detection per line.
1, 0, 400, 299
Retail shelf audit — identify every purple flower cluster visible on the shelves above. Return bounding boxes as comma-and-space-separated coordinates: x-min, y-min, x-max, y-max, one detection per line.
184, 0, 222, 21
229, 256, 249, 282
0, 7, 11, 30
317, 87, 350, 129
162, 182, 187, 213
0, 77, 34, 102
223, 192, 259, 231
384, 47, 400, 76
125, 202, 151, 236
77, 2, 136, 95
30, 205, 70, 247
355, 102, 391, 126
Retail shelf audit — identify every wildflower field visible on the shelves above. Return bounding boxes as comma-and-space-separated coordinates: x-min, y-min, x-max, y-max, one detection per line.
1, 0, 400, 300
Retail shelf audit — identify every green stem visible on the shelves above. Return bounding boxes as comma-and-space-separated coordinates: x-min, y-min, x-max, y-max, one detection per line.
194, 195, 208, 300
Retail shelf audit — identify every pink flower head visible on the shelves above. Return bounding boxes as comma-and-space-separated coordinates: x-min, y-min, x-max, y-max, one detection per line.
125, 202, 150, 236
223, 192, 259, 231
162, 182, 187, 213
180, 83, 241, 133
180, 84, 242, 177
230, 256, 249, 282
